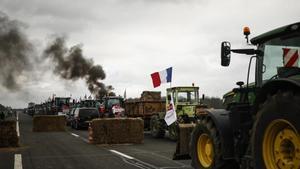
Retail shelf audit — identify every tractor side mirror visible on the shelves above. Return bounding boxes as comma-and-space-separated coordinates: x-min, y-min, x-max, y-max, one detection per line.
236, 81, 244, 88
221, 41, 231, 66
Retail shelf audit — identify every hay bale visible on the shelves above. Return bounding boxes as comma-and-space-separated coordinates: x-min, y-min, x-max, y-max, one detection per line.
141, 91, 161, 101
90, 118, 144, 144
0, 120, 19, 147
33, 115, 66, 132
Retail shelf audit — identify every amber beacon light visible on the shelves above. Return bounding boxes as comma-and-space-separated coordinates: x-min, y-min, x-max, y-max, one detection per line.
243, 26, 251, 43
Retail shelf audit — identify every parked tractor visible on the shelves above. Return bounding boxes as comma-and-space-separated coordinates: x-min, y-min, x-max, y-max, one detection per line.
222, 82, 256, 110
27, 102, 35, 116
100, 96, 125, 118
150, 86, 201, 141
51, 97, 71, 115
188, 23, 300, 169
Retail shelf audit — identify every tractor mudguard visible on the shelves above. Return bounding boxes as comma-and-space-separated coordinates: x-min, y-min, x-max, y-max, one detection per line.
205, 109, 235, 159
255, 78, 300, 109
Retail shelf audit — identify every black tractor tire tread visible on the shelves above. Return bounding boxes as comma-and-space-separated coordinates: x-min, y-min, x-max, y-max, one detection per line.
150, 115, 165, 138
250, 90, 300, 169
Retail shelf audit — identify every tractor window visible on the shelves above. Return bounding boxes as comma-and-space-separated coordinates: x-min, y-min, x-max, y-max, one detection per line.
262, 35, 300, 81
55, 98, 70, 106
178, 92, 188, 102
223, 93, 235, 106
107, 99, 121, 108
177, 91, 197, 104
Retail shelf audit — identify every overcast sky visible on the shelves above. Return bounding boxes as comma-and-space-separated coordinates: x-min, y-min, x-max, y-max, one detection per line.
0, 0, 299, 108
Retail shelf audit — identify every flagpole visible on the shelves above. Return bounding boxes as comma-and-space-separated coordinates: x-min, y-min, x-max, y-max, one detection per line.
170, 66, 172, 88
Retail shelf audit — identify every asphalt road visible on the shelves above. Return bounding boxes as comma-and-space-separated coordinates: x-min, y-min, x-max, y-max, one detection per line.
0, 112, 193, 169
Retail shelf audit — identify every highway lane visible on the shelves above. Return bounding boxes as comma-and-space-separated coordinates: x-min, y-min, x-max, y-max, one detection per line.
69, 128, 192, 169
0, 112, 193, 169
19, 112, 136, 169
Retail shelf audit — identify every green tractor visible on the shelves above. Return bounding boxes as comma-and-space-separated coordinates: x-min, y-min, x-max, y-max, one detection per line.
150, 86, 200, 140
189, 22, 300, 169
222, 81, 256, 110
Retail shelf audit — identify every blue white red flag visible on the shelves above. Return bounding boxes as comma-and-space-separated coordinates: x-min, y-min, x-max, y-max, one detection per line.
151, 67, 172, 88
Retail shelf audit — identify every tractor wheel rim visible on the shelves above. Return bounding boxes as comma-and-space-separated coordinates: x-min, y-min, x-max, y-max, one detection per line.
197, 133, 214, 167
263, 119, 300, 169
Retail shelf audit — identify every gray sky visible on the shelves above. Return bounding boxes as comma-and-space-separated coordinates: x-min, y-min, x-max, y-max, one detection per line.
0, 0, 300, 108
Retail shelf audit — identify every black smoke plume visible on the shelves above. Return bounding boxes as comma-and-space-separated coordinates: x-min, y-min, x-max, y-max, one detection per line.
0, 12, 112, 98
0, 12, 33, 90
44, 37, 109, 98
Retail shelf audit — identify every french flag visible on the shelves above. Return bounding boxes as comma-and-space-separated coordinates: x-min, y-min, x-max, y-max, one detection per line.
151, 67, 172, 88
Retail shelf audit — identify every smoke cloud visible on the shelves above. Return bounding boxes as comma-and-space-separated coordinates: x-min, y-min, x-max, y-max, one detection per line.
43, 37, 109, 98
0, 12, 33, 90
0, 11, 112, 99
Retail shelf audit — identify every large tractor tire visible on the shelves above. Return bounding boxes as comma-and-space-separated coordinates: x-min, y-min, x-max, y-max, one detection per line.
150, 115, 165, 138
252, 91, 300, 169
190, 117, 239, 169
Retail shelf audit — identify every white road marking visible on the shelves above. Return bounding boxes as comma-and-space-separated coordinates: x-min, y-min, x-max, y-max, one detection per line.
14, 154, 22, 169
80, 137, 89, 143
16, 112, 20, 137
125, 148, 191, 169
68, 132, 89, 143
71, 133, 79, 137
16, 121, 20, 137
110, 149, 159, 169
67, 131, 188, 169
109, 150, 134, 160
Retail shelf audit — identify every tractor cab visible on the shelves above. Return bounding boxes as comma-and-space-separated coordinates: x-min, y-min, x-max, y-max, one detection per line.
166, 86, 200, 122
221, 23, 300, 112
51, 97, 71, 115
221, 22, 300, 88
252, 23, 300, 81
100, 96, 125, 117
